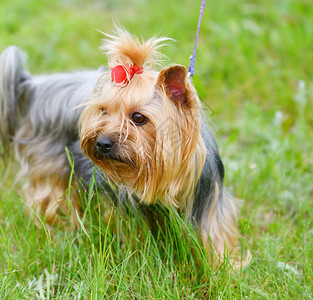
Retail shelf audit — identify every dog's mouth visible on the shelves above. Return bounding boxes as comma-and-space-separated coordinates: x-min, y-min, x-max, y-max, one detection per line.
83, 137, 137, 170
93, 149, 126, 164
91, 146, 139, 187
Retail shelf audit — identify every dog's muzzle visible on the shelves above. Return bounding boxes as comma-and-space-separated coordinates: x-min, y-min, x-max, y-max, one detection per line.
96, 136, 115, 155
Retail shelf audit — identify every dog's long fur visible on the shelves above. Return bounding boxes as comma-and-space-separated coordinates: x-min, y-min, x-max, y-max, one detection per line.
0, 29, 247, 266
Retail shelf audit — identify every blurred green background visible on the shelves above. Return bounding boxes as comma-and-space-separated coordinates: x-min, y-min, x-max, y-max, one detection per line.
1, 0, 312, 298
1, 0, 312, 117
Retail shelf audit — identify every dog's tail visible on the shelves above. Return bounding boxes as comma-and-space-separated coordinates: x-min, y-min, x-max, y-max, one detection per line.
0, 46, 30, 157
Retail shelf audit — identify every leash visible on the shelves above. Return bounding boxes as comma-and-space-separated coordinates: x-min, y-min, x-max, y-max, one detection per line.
187, 0, 206, 83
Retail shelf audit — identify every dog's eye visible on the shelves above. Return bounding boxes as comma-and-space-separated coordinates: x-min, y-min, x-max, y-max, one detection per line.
100, 107, 107, 115
131, 112, 147, 125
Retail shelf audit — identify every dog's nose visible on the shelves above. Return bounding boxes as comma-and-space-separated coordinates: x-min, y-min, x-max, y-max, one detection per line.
96, 136, 114, 154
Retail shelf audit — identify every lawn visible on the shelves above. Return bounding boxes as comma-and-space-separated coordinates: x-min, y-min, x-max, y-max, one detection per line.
0, 0, 312, 298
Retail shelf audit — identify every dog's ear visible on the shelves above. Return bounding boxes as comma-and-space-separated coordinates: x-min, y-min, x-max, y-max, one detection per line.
156, 65, 190, 106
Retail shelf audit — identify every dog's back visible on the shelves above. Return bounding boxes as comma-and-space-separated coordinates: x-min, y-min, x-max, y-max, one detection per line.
0, 46, 103, 155
0, 46, 104, 225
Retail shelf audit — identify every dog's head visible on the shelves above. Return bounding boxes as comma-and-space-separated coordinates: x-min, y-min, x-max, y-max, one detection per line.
80, 28, 206, 209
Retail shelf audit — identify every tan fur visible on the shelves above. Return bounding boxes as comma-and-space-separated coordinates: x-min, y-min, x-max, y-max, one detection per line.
24, 175, 79, 228
199, 182, 238, 266
81, 36, 206, 213
14, 125, 80, 228
3, 28, 248, 269
80, 29, 248, 268
203, 182, 239, 254
100, 27, 169, 69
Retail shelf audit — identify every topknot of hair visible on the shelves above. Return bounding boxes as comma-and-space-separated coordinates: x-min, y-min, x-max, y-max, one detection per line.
100, 27, 170, 70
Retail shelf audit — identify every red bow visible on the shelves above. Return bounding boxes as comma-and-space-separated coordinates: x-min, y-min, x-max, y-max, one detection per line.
111, 64, 144, 87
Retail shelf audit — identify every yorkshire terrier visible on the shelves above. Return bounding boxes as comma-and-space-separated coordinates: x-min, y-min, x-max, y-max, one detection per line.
0, 28, 248, 267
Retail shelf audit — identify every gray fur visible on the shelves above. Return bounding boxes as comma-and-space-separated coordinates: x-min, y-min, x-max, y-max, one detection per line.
0, 46, 239, 254
192, 123, 224, 225
0, 46, 104, 183
0, 46, 30, 155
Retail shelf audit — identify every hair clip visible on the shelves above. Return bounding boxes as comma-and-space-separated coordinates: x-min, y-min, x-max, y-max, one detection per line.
111, 64, 143, 87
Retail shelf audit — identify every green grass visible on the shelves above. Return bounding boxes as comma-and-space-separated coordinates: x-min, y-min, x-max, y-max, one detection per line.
1, 0, 313, 298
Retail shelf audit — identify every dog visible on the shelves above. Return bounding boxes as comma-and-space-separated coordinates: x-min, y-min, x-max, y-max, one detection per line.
0, 28, 248, 267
